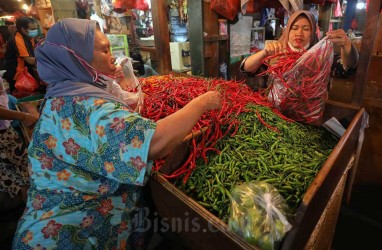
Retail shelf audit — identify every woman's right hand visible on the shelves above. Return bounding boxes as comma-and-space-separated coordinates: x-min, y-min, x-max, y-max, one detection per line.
263, 41, 285, 57
148, 90, 222, 160
197, 91, 222, 111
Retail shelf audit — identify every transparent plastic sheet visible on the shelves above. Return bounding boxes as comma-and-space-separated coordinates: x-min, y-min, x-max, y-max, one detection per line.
228, 181, 292, 250
268, 37, 334, 124
113, 57, 144, 113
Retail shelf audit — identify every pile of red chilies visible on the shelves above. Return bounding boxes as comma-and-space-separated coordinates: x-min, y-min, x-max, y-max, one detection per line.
139, 75, 292, 183
257, 39, 333, 124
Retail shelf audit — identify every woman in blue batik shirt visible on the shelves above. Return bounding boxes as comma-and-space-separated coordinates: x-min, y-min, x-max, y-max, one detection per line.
12, 18, 222, 249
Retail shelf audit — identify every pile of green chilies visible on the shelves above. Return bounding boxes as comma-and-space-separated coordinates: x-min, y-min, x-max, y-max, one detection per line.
174, 104, 337, 223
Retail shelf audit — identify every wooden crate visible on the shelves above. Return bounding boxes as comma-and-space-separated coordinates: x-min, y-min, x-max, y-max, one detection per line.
148, 100, 367, 250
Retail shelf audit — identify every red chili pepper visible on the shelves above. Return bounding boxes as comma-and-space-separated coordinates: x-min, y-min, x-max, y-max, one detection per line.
139, 74, 294, 181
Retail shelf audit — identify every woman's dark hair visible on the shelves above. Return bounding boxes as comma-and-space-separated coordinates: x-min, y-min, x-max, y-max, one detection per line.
15, 17, 36, 31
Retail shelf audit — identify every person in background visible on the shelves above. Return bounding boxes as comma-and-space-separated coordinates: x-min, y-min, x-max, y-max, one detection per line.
4, 17, 39, 94
8, 25, 17, 37
241, 10, 359, 86
13, 18, 221, 249
0, 32, 5, 70
131, 52, 158, 77
0, 76, 38, 202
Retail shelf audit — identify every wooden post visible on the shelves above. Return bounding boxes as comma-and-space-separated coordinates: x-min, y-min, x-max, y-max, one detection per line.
189, 0, 205, 76
318, 4, 332, 34
151, 0, 172, 74
351, 0, 382, 106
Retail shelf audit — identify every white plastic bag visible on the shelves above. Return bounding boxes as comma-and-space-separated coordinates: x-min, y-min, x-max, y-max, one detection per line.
114, 56, 145, 113
228, 181, 292, 250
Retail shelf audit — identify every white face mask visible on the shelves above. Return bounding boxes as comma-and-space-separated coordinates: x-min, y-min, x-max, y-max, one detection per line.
288, 41, 310, 52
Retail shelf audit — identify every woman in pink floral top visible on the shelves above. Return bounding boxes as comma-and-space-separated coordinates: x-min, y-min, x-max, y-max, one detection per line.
13, 19, 221, 249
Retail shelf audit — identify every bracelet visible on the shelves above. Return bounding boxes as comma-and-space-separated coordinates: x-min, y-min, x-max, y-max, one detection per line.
339, 58, 349, 72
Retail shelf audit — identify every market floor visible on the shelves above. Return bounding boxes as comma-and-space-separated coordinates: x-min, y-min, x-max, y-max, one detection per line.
332, 184, 382, 250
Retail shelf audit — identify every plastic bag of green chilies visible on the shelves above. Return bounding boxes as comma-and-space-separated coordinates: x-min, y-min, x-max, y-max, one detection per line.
228, 181, 292, 250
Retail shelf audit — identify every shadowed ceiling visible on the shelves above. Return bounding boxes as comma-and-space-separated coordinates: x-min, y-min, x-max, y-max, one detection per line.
0, 0, 32, 15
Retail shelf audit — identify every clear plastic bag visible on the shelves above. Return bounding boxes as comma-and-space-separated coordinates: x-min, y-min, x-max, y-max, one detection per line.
268, 37, 334, 124
114, 57, 144, 113
228, 181, 292, 250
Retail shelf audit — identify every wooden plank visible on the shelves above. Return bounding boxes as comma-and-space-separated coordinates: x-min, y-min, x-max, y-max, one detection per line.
204, 42, 219, 77
139, 46, 157, 54
151, 0, 171, 74
203, 1, 220, 78
373, 13, 382, 55
351, 0, 382, 105
304, 166, 349, 250
203, 35, 228, 42
149, 175, 258, 250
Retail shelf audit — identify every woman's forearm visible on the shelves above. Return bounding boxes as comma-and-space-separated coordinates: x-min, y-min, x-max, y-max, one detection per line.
0, 106, 27, 121
148, 98, 206, 160
24, 56, 36, 66
243, 50, 268, 73
148, 91, 221, 160
341, 41, 359, 68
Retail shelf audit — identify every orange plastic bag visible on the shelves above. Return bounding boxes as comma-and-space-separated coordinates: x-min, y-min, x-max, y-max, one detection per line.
211, 0, 240, 21
15, 67, 40, 92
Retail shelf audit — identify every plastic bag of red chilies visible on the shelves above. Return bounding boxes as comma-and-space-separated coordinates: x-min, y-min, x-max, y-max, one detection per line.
211, 0, 240, 21
268, 37, 334, 124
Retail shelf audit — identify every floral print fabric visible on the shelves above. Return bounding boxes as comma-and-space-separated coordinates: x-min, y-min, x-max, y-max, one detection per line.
0, 126, 29, 197
13, 97, 156, 249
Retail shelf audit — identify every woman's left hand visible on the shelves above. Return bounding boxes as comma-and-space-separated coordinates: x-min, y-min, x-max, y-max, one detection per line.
114, 65, 124, 80
326, 29, 351, 49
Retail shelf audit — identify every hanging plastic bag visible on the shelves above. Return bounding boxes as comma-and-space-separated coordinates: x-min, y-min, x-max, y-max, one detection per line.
113, 57, 144, 113
135, 0, 149, 11
116, 0, 148, 11
15, 67, 40, 93
228, 181, 292, 250
268, 37, 334, 124
334, 0, 343, 17
289, 0, 303, 12
211, 0, 240, 21
101, 0, 114, 16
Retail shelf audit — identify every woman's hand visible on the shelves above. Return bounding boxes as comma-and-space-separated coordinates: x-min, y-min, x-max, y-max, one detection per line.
114, 65, 124, 81
197, 91, 222, 111
263, 41, 285, 57
326, 29, 351, 49
22, 113, 39, 127
148, 91, 222, 160
327, 29, 358, 68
